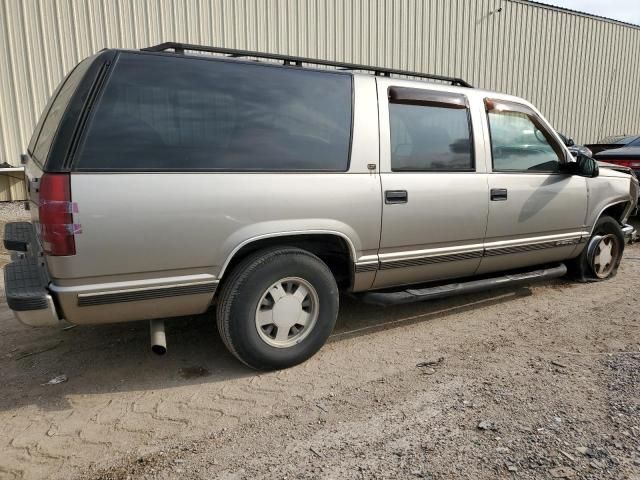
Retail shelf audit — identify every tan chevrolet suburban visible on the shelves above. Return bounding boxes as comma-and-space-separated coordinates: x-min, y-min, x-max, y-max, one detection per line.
3, 42, 637, 370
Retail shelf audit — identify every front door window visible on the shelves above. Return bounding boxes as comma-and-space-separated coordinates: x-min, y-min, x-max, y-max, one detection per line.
486, 100, 565, 172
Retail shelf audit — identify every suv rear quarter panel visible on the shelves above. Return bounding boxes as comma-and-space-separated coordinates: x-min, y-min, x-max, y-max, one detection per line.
52, 75, 381, 287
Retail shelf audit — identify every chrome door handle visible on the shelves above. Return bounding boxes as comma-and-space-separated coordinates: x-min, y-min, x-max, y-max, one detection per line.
490, 188, 508, 201
385, 190, 408, 204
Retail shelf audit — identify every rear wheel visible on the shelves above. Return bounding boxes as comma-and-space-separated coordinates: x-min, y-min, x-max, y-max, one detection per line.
568, 215, 624, 281
216, 247, 339, 370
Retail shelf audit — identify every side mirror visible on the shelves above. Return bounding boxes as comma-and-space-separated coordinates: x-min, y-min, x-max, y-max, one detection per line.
569, 153, 599, 178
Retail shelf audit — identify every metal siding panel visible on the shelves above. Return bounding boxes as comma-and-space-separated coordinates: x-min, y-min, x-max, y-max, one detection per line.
627, 32, 640, 136
1, 0, 640, 201
618, 28, 634, 135
598, 22, 615, 140
585, 15, 601, 141
573, 15, 588, 140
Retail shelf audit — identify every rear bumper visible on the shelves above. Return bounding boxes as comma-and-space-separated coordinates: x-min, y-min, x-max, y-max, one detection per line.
3, 222, 61, 326
3, 222, 217, 327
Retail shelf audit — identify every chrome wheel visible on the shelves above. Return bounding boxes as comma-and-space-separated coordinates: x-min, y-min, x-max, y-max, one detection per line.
591, 234, 620, 279
255, 277, 319, 348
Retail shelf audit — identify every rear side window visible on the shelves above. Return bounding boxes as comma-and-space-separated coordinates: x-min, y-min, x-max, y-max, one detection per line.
77, 53, 353, 171
388, 89, 473, 172
30, 57, 94, 164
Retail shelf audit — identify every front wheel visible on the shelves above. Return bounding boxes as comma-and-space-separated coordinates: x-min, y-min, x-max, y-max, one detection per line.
568, 215, 625, 281
216, 247, 339, 370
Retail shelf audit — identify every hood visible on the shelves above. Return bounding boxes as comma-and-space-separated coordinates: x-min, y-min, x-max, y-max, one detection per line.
595, 145, 640, 159
596, 161, 635, 179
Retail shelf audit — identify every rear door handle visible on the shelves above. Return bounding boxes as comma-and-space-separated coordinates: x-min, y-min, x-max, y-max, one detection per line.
385, 190, 408, 204
490, 188, 508, 201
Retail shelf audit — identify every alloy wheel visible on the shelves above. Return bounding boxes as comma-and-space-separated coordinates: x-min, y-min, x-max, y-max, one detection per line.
255, 277, 319, 348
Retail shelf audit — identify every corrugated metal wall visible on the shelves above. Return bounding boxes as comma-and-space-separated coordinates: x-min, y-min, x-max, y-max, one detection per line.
1, 0, 639, 199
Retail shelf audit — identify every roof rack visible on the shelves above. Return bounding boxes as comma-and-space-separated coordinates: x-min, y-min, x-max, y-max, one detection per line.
141, 42, 473, 88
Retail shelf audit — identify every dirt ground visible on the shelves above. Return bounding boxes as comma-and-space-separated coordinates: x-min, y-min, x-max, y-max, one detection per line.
0, 203, 638, 480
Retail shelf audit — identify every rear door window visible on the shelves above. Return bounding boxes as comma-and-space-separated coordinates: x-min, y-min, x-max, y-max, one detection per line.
388, 88, 473, 171
77, 53, 353, 171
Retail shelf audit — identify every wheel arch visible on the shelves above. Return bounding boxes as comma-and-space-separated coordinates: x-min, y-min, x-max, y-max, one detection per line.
592, 201, 632, 232
218, 231, 357, 291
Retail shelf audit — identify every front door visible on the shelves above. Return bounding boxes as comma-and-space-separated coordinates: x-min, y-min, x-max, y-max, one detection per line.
477, 98, 588, 275
373, 79, 489, 289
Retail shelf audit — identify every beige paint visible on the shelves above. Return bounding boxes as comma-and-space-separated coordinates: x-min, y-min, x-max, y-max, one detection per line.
1, 0, 639, 201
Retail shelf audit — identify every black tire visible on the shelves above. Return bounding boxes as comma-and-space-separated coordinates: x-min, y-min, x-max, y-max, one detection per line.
568, 215, 625, 281
216, 247, 339, 370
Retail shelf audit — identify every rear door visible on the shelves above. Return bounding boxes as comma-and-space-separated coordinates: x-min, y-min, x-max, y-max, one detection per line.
373, 80, 489, 289
477, 98, 588, 275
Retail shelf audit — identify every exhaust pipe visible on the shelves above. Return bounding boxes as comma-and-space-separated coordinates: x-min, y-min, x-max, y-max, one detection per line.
150, 319, 167, 355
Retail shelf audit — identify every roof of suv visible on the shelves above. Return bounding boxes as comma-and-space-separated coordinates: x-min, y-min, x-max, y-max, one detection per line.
117, 45, 531, 106
103, 46, 541, 127
137, 42, 474, 87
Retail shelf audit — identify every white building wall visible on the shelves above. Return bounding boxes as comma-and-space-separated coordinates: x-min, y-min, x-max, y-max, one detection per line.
1, 0, 639, 199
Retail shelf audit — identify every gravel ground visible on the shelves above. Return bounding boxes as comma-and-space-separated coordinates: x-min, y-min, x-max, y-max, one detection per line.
0, 201, 29, 219
0, 213, 638, 480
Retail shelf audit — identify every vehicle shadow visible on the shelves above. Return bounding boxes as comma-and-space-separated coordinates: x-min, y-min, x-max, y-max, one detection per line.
0, 278, 571, 413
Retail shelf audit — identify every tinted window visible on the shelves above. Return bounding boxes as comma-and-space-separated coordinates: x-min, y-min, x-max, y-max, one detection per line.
31, 57, 93, 163
488, 110, 562, 172
628, 137, 640, 147
389, 103, 473, 171
77, 53, 352, 171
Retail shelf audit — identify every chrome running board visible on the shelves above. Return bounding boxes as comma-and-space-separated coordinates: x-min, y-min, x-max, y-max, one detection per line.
360, 264, 567, 306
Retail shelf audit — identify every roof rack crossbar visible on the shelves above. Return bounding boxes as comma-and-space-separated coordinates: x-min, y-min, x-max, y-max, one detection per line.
141, 42, 473, 88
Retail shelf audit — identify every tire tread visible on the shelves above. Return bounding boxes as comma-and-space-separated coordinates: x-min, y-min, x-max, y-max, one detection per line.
216, 247, 335, 369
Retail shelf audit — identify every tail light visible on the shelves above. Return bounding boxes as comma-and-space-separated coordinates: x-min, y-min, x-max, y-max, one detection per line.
603, 158, 640, 169
38, 173, 78, 256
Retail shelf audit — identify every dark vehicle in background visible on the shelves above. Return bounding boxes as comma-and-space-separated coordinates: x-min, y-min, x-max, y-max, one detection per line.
558, 133, 639, 209
593, 140, 640, 213
557, 132, 592, 158
595, 145, 640, 179
586, 134, 640, 156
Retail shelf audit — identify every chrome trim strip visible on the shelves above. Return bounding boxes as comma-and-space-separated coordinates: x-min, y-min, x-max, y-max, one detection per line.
368, 233, 587, 272
484, 238, 582, 256
379, 250, 483, 270
355, 262, 379, 273
77, 281, 218, 307
378, 243, 484, 263
483, 231, 589, 249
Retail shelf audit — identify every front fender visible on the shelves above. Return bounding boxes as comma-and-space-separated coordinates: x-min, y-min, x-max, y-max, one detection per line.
586, 176, 635, 230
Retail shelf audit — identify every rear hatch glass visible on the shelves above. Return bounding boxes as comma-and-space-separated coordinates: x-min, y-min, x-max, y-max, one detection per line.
28, 56, 95, 167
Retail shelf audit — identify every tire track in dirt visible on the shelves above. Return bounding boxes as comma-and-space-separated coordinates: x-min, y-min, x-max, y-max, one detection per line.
1, 242, 639, 479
